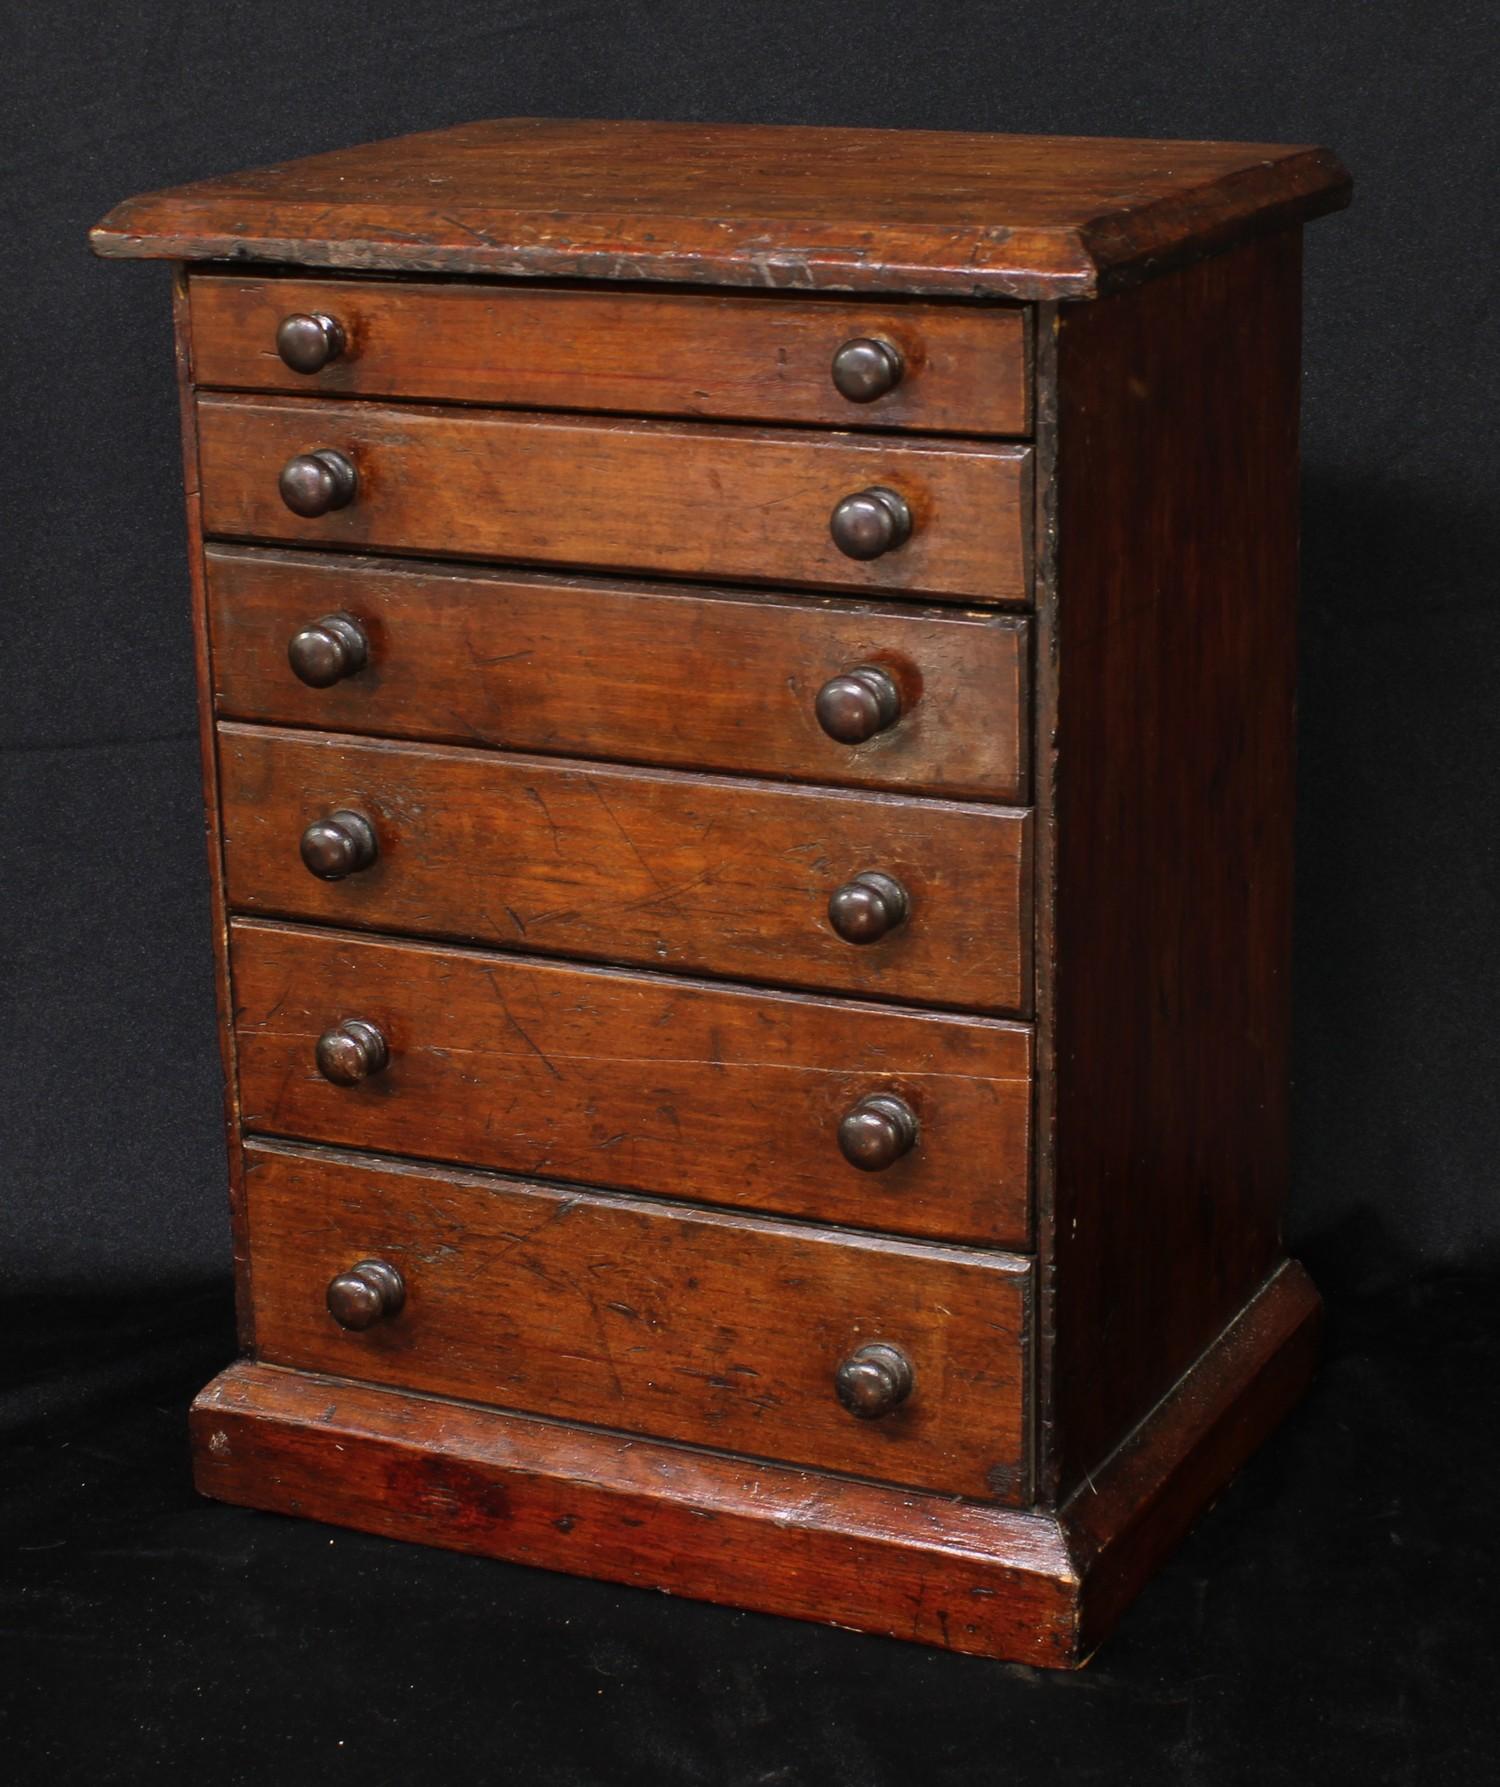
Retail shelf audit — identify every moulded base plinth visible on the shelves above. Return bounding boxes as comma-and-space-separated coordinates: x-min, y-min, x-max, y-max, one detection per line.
190, 1261, 1319, 1667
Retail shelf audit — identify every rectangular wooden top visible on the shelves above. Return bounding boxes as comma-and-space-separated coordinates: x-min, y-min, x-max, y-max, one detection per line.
90, 117, 1349, 300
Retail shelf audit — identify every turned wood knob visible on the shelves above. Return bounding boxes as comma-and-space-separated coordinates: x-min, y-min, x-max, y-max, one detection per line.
815, 665, 902, 744
829, 486, 912, 560
315, 1018, 389, 1086
276, 311, 346, 373
287, 612, 369, 687
828, 870, 909, 944
326, 1258, 404, 1330
300, 809, 378, 880
831, 337, 905, 403
838, 1093, 918, 1171
279, 449, 358, 517
835, 1342, 913, 1418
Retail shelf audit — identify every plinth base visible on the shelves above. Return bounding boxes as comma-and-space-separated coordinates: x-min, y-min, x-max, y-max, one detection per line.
191, 1262, 1318, 1667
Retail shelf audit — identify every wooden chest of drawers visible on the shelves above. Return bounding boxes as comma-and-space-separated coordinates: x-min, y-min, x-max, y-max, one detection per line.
92, 117, 1349, 1666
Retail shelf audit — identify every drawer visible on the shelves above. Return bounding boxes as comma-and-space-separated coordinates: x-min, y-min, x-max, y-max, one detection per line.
196, 395, 1032, 605
232, 920, 1034, 1248
220, 725, 1031, 1013
206, 547, 1030, 802
245, 1139, 1031, 1502
190, 274, 1031, 437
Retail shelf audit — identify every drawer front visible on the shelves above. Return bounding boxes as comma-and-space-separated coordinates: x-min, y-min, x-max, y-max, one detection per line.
220, 726, 1031, 1013
232, 921, 1033, 1248
196, 396, 1032, 604
206, 547, 1030, 802
246, 1139, 1032, 1503
190, 275, 1030, 437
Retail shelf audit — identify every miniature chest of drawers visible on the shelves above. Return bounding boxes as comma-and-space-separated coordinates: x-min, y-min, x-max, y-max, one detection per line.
92, 118, 1350, 1666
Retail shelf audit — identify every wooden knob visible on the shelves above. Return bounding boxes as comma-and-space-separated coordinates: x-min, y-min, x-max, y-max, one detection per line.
835, 1342, 913, 1418
315, 1018, 389, 1086
829, 486, 912, 560
287, 612, 369, 687
815, 665, 902, 744
326, 1259, 404, 1330
828, 870, 909, 944
838, 1093, 918, 1171
279, 449, 357, 517
831, 337, 904, 403
300, 809, 378, 880
276, 311, 346, 373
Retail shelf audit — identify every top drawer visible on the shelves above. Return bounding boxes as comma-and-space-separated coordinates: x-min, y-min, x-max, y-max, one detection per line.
188, 275, 1030, 438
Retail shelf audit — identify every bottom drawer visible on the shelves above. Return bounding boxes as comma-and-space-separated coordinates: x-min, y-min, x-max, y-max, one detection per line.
245, 1139, 1032, 1504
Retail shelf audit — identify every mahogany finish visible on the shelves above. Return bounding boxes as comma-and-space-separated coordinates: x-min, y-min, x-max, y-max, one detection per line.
205, 547, 1031, 801
189, 274, 1031, 436
94, 118, 1346, 1665
218, 725, 1031, 1011
92, 117, 1349, 299
244, 1140, 1031, 1501
195, 395, 1033, 603
166, 270, 255, 1351
230, 919, 1035, 1247
1044, 230, 1304, 1497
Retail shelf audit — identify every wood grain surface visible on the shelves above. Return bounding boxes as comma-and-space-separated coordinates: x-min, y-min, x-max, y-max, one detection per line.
1045, 230, 1304, 1495
205, 546, 1031, 801
195, 394, 1033, 603
188, 274, 1031, 435
93, 117, 1350, 300
171, 271, 254, 1347
193, 1359, 1079, 1664
218, 724, 1032, 1012
230, 920, 1034, 1247
244, 1139, 1032, 1501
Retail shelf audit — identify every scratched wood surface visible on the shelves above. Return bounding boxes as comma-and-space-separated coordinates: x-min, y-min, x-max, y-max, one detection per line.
218, 724, 1032, 1012
196, 394, 1032, 603
244, 1139, 1032, 1501
189, 273, 1031, 435
92, 117, 1350, 300
193, 1359, 1080, 1663
230, 920, 1034, 1247
205, 546, 1031, 801
189, 1260, 1319, 1662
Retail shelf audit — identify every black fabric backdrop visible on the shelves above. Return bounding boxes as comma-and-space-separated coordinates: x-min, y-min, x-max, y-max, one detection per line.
2, 3, 1495, 1782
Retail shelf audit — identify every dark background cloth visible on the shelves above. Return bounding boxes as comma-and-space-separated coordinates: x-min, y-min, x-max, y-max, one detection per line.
1, 3, 1495, 1782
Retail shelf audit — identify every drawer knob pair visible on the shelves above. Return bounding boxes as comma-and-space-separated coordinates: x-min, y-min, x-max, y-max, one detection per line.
829, 486, 911, 561
288, 612, 369, 687
326, 1258, 404, 1329
279, 448, 358, 517
276, 311, 346, 374
323, 1255, 911, 1421
831, 337, 905, 404
310, 1016, 916, 1171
